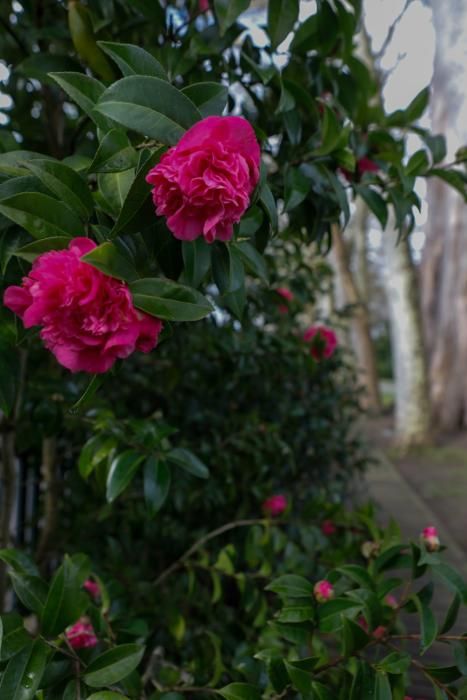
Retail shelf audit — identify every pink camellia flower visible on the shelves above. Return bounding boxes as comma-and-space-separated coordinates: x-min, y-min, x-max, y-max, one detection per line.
314, 580, 334, 603
199, 0, 210, 10
357, 157, 379, 175
83, 579, 100, 600
421, 525, 440, 552
3, 238, 162, 374
146, 116, 260, 244
303, 325, 337, 361
262, 494, 287, 517
65, 618, 98, 650
321, 520, 337, 536
276, 287, 294, 302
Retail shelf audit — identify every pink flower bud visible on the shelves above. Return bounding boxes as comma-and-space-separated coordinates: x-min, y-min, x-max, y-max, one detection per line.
321, 520, 337, 536
276, 287, 294, 302
83, 579, 100, 600
303, 325, 337, 361
262, 494, 287, 517
421, 525, 440, 552
372, 625, 387, 640
385, 594, 398, 609
199, 0, 210, 10
65, 618, 98, 650
313, 580, 334, 603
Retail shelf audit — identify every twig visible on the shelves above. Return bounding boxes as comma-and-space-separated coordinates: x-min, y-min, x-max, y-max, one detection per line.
374, 0, 413, 61
153, 518, 270, 587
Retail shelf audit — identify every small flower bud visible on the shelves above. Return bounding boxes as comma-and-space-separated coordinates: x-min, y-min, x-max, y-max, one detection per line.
313, 580, 334, 603
421, 525, 440, 552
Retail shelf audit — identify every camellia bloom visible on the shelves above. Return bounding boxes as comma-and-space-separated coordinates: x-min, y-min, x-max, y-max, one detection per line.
321, 520, 337, 536
262, 494, 287, 517
303, 325, 337, 361
421, 525, 440, 552
357, 156, 379, 175
276, 287, 294, 302
314, 580, 334, 603
198, 0, 209, 10
83, 579, 100, 600
146, 116, 261, 243
65, 618, 98, 650
3, 238, 162, 374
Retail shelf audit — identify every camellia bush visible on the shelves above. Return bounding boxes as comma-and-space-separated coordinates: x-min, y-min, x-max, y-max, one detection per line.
1, 0, 467, 698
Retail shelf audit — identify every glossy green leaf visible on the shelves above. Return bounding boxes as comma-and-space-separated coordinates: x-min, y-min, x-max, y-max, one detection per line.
428, 168, 467, 202
130, 278, 213, 321
14, 236, 72, 262
284, 661, 312, 695
0, 639, 49, 700
181, 82, 228, 117
98, 168, 135, 216
356, 185, 388, 229
106, 450, 145, 503
0, 613, 30, 661
143, 457, 171, 515
88, 694, 130, 700
182, 238, 212, 287
341, 617, 370, 656
267, 0, 299, 49
16, 54, 81, 86
213, 0, 251, 35
84, 644, 145, 687
412, 593, 438, 654
41, 556, 88, 637
25, 159, 94, 220
374, 671, 392, 700
167, 447, 209, 479
284, 166, 312, 212
89, 130, 138, 174
82, 241, 139, 282
336, 564, 374, 590
10, 574, 48, 615
212, 243, 244, 294
98, 41, 168, 80
376, 651, 411, 675
386, 86, 430, 127
259, 183, 278, 232
0, 549, 39, 577
277, 605, 314, 623
94, 76, 202, 145
217, 683, 261, 700
232, 241, 268, 282
266, 575, 313, 598
433, 561, 467, 602
406, 149, 429, 177
0, 193, 82, 239
440, 593, 461, 634
50, 72, 113, 131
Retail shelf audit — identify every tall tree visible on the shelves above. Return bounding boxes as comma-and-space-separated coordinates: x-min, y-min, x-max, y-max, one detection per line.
421, 0, 467, 431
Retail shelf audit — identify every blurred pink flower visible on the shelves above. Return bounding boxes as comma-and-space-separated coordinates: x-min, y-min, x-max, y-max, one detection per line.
83, 579, 100, 600
276, 287, 294, 302
321, 520, 337, 536
313, 580, 334, 603
303, 325, 337, 361
262, 494, 287, 517
3, 238, 162, 374
66, 618, 98, 650
146, 116, 260, 243
421, 525, 440, 552
385, 594, 398, 609
199, 0, 210, 10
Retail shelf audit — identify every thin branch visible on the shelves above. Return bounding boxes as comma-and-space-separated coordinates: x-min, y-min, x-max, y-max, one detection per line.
153, 518, 271, 587
374, 0, 413, 61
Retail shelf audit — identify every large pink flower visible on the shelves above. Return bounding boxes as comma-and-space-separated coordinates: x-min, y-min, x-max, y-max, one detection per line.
146, 116, 261, 243
3, 238, 162, 374
303, 325, 337, 361
66, 618, 98, 650
262, 494, 287, 517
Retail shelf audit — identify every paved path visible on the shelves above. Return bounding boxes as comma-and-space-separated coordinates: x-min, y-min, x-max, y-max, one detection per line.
365, 448, 467, 698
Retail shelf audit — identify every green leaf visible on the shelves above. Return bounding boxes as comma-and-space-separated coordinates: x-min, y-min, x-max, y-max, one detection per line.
313, 104, 346, 156
406, 149, 429, 177
111, 147, 164, 236
267, 658, 289, 694
356, 185, 388, 228
232, 241, 268, 282
181, 83, 228, 117
440, 593, 461, 634
341, 617, 370, 656
88, 694, 130, 700
50, 72, 113, 131
386, 86, 430, 126
376, 651, 411, 675
106, 450, 145, 503
94, 76, 202, 145
81, 242, 139, 282
0, 613, 30, 661
259, 183, 278, 232
89, 130, 138, 174
212, 243, 244, 294
0, 152, 54, 178
167, 447, 209, 479
25, 159, 94, 221
143, 457, 171, 516
10, 574, 48, 615
16, 54, 81, 86
428, 168, 467, 201
0, 549, 39, 577
41, 556, 88, 637
284, 661, 312, 695
98, 41, 168, 80
84, 644, 145, 688
0, 193, 82, 239
374, 671, 392, 700
454, 641, 467, 675
336, 564, 374, 590
223, 285, 246, 320
217, 683, 261, 700
412, 593, 438, 654
14, 236, 71, 262
432, 561, 467, 602
0, 639, 49, 700
277, 605, 314, 623
213, 0, 251, 35
266, 575, 313, 598
182, 238, 212, 288
267, 0, 299, 49
130, 278, 213, 322
284, 166, 312, 212
98, 168, 135, 216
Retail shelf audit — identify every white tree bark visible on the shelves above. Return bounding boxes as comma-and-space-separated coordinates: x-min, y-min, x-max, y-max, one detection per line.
383, 231, 431, 447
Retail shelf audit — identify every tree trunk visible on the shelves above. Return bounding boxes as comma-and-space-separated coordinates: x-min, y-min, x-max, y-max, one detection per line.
383, 230, 431, 448
421, 0, 467, 431
331, 221, 382, 413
